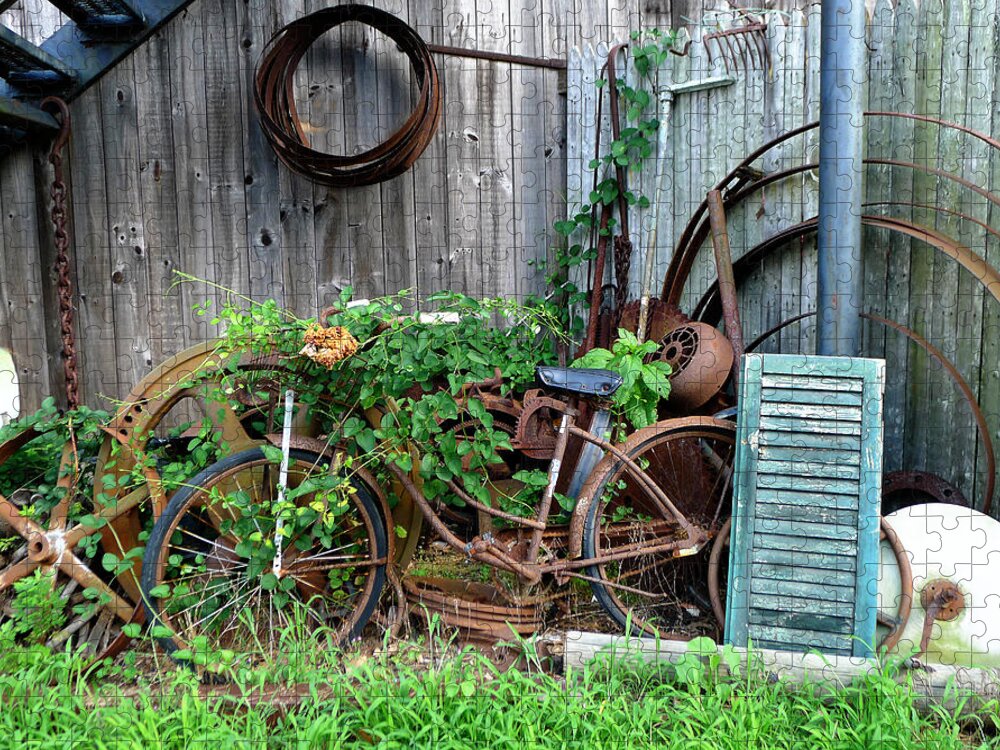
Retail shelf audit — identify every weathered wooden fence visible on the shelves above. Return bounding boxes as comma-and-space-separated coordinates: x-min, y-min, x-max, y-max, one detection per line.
565, 0, 1000, 512
1, 0, 998, 512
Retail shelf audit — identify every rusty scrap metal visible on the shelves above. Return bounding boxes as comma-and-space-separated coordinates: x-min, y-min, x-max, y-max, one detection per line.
704, 22, 770, 74
255, 5, 441, 187
660, 112, 1000, 307
915, 578, 965, 660
511, 389, 568, 459
693, 215, 1000, 325
618, 300, 690, 344
882, 471, 969, 515
40, 96, 78, 410
426, 43, 566, 70
705, 190, 744, 388
403, 576, 544, 639
657, 322, 734, 412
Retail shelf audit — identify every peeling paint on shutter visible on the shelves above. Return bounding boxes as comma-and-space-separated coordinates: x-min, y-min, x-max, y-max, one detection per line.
725, 353, 885, 658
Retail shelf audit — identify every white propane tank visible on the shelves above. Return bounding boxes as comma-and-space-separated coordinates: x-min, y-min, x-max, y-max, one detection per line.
878, 502, 1000, 668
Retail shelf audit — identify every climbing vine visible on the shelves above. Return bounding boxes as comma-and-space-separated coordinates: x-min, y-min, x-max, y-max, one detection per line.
540, 29, 679, 338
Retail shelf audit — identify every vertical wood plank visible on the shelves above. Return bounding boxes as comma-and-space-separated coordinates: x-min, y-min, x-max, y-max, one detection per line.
442, 0, 482, 296
202, 0, 250, 314
100, 53, 152, 398
376, 0, 419, 305
168, 5, 218, 344
882, 0, 919, 474
236, 0, 286, 309
904, 0, 944, 476
412, 0, 451, 301
133, 27, 189, 366
66, 87, 117, 406
476, 0, 517, 299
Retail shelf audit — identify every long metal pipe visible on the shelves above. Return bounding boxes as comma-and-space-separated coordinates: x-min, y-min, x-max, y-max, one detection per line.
817, 0, 867, 356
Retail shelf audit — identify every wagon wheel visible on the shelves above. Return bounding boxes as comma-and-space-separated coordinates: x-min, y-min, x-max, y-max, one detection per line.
579, 417, 737, 638
706, 516, 914, 652
0, 341, 316, 661
141, 447, 388, 668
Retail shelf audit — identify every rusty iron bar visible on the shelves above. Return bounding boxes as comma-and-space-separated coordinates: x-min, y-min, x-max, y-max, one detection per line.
606, 44, 634, 317
581, 203, 614, 356
526, 414, 572, 564
705, 190, 744, 385
444, 479, 546, 530
426, 43, 566, 70
882, 470, 969, 510
40, 96, 79, 410
254, 5, 441, 187
739, 306, 996, 517
566, 424, 701, 543
660, 111, 1000, 306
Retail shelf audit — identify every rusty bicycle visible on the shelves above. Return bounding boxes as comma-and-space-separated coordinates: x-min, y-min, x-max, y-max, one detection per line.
139, 358, 740, 662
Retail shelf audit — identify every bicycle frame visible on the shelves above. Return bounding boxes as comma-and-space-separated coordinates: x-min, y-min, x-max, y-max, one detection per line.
386, 402, 710, 586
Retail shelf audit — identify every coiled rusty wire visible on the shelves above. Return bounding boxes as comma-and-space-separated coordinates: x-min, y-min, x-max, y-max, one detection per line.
254, 5, 441, 187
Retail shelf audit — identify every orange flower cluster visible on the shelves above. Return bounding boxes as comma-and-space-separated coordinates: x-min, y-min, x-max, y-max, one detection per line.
299, 324, 359, 369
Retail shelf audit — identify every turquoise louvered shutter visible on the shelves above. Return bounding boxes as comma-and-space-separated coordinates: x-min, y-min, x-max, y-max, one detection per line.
724, 353, 885, 658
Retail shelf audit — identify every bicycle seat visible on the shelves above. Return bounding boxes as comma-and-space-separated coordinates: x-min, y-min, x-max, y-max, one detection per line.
535, 366, 622, 398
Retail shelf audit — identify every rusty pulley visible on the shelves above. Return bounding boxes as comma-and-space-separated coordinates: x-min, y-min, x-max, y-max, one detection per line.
40, 96, 79, 410
254, 5, 441, 187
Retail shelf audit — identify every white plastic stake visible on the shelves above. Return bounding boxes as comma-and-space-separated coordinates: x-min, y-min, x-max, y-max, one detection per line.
272, 388, 295, 577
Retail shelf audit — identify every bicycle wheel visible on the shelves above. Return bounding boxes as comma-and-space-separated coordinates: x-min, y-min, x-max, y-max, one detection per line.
580, 417, 736, 637
142, 447, 387, 666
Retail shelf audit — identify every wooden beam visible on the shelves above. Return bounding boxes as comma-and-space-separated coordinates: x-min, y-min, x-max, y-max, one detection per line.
556, 631, 1000, 721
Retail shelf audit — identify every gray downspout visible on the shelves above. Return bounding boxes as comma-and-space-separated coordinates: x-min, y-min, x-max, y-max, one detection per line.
817, 0, 867, 356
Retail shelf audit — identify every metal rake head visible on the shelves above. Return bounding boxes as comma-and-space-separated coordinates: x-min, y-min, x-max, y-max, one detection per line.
704, 22, 770, 74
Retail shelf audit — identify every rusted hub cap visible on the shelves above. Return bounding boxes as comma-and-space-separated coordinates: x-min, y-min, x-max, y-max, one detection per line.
920, 578, 965, 621
26, 532, 54, 563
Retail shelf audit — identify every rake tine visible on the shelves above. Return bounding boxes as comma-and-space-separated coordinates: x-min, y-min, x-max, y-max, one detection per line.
723, 34, 740, 73
743, 30, 761, 71
758, 30, 772, 71
705, 35, 717, 66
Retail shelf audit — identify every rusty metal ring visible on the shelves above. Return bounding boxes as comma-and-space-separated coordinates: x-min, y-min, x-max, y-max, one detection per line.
254, 5, 441, 187
660, 112, 1000, 306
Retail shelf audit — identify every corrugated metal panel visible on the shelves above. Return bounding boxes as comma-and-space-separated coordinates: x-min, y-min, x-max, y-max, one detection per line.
725, 353, 885, 657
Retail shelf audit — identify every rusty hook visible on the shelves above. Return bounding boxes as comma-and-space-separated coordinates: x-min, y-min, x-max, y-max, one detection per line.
40, 96, 71, 157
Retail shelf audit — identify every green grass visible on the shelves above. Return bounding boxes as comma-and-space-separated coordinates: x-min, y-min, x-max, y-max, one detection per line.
0, 633, 996, 750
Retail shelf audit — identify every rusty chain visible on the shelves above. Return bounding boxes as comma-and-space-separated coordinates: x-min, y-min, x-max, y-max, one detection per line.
40, 96, 79, 410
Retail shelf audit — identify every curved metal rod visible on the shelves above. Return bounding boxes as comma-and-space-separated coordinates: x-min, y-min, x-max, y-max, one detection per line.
664, 160, 1000, 307
693, 214, 1000, 322
661, 111, 1000, 304
738, 307, 995, 516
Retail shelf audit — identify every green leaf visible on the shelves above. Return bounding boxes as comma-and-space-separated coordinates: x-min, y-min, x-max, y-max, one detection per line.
553, 219, 577, 236
261, 444, 284, 464
149, 584, 171, 599
261, 573, 279, 591
121, 623, 143, 639
356, 429, 376, 454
